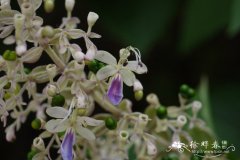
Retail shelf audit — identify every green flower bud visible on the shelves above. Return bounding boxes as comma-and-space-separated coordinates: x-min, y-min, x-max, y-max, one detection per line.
31, 118, 41, 130
3, 50, 17, 61
156, 105, 167, 119
3, 82, 11, 89
24, 67, 32, 74
44, 0, 55, 13
46, 84, 57, 97
42, 26, 54, 38
179, 84, 195, 99
87, 60, 105, 73
27, 149, 38, 160
51, 94, 65, 106
105, 117, 117, 130
134, 90, 143, 101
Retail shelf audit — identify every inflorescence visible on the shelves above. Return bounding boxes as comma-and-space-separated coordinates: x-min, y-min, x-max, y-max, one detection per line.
0, 0, 220, 160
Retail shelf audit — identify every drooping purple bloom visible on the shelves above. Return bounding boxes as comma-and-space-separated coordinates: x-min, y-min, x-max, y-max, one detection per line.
61, 129, 75, 160
107, 74, 123, 105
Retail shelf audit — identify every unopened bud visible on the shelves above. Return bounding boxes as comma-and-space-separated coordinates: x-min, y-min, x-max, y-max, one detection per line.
44, 0, 55, 13
46, 84, 57, 96
65, 0, 75, 13
87, 12, 99, 28
42, 26, 54, 38
5, 125, 16, 142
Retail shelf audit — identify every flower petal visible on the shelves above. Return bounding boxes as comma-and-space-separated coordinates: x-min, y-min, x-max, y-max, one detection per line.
78, 117, 104, 126
107, 74, 123, 105
61, 129, 75, 160
125, 61, 148, 74
46, 107, 68, 119
45, 119, 67, 133
96, 65, 117, 80
95, 50, 117, 65
119, 69, 136, 86
76, 125, 95, 141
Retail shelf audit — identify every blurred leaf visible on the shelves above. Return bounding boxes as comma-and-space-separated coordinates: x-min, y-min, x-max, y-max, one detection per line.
228, 0, 240, 36
128, 144, 137, 160
211, 83, 240, 157
197, 76, 215, 131
179, 0, 231, 52
90, 0, 179, 55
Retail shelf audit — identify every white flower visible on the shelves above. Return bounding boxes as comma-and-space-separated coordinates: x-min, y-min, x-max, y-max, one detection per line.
5, 125, 16, 142
45, 105, 103, 141
95, 47, 147, 105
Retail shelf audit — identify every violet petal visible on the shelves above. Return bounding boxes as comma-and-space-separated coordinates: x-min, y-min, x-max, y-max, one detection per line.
107, 74, 123, 105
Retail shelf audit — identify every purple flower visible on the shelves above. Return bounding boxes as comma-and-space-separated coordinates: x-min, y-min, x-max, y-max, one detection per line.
61, 129, 75, 160
107, 74, 123, 105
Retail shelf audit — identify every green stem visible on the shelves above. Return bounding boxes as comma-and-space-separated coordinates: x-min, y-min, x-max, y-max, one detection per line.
44, 46, 65, 70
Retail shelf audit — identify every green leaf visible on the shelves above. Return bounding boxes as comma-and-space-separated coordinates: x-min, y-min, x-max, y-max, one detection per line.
228, 0, 240, 36
128, 144, 137, 160
90, 0, 179, 55
179, 0, 231, 52
197, 76, 215, 131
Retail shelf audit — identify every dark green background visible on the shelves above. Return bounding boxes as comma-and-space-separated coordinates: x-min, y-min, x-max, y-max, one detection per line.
0, 0, 239, 159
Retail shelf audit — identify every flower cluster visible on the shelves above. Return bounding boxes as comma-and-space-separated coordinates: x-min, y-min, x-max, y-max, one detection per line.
0, 0, 221, 160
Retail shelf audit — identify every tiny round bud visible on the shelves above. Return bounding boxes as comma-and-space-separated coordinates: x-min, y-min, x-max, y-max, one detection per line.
177, 115, 187, 127
156, 105, 167, 119
27, 149, 38, 160
119, 130, 129, 141
87, 60, 105, 73
44, 0, 55, 13
192, 101, 202, 114
87, 12, 99, 28
134, 90, 143, 101
31, 118, 41, 130
51, 94, 65, 107
65, 0, 75, 12
179, 84, 195, 99
46, 84, 57, 97
3, 82, 11, 89
42, 26, 54, 38
3, 50, 17, 61
105, 117, 117, 130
